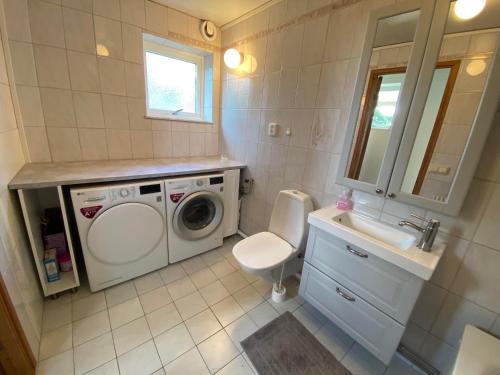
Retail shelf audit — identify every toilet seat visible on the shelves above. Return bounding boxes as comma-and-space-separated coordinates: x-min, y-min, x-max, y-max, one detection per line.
233, 232, 293, 271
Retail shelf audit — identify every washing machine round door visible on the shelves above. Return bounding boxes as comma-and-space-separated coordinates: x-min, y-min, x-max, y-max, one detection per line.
173, 191, 223, 240
87, 203, 164, 264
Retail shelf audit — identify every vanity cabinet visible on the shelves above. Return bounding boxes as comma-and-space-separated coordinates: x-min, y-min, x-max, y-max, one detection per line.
299, 226, 424, 364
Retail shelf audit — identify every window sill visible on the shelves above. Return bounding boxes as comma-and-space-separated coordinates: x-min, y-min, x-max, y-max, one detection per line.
144, 115, 214, 125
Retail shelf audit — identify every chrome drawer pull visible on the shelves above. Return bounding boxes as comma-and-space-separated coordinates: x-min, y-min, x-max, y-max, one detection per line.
346, 245, 368, 258
336, 287, 355, 302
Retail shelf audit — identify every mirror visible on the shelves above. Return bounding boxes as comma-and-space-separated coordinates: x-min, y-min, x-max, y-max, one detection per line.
346, 10, 421, 185
400, 0, 499, 202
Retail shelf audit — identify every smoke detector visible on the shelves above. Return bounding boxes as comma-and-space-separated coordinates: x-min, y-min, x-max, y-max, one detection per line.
200, 20, 217, 42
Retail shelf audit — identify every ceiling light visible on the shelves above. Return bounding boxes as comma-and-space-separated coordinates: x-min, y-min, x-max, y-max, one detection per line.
466, 59, 486, 76
224, 48, 243, 69
454, 0, 486, 20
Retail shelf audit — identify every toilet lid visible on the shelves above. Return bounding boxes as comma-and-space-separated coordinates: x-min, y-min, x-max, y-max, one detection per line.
233, 232, 293, 271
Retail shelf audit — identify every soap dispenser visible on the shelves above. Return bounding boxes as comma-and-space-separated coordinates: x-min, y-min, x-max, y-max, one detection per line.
336, 188, 353, 210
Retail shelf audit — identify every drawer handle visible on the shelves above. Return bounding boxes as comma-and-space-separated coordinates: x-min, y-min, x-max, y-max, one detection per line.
336, 287, 355, 302
346, 245, 368, 258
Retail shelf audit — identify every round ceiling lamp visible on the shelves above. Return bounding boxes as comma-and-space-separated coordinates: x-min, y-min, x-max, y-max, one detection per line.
224, 48, 243, 69
454, 0, 486, 20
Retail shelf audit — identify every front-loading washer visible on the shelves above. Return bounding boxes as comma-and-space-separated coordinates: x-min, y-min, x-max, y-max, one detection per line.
71, 180, 168, 291
165, 174, 224, 263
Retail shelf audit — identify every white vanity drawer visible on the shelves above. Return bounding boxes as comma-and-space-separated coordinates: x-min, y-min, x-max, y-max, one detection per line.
299, 263, 405, 365
305, 227, 423, 324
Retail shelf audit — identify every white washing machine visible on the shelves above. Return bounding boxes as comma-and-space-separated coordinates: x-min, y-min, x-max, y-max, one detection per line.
71, 180, 168, 291
165, 174, 224, 263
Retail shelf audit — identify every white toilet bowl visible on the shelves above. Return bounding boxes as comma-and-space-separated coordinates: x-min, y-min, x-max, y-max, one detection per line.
233, 190, 313, 300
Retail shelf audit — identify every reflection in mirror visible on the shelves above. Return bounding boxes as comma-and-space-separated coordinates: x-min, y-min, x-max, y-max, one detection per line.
346, 10, 421, 184
401, 0, 499, 201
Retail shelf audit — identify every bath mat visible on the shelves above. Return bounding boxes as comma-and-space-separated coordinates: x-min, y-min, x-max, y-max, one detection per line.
241, 311, 352, 375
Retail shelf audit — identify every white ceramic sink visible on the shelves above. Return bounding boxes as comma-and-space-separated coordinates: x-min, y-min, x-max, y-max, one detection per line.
308, 206, 446, 280
332, 211, 416, 251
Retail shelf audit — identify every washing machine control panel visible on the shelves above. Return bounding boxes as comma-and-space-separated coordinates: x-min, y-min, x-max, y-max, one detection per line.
110, 187, 137, 201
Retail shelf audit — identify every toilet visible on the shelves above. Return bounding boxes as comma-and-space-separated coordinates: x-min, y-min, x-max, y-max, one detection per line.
233, 190, 313, 302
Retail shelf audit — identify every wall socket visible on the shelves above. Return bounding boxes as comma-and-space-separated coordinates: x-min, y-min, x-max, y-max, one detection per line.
268, 122, 278, 136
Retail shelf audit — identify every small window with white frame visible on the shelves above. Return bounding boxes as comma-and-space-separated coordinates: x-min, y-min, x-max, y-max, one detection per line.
143, 33, 213, 122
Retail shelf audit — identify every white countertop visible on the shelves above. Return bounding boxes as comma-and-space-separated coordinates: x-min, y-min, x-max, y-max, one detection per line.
8, 157, 245, 189
308, 206, 445, 280
452, 325, 500, 375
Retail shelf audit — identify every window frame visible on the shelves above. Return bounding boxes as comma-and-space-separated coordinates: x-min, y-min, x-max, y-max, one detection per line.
143, 40, 205, 121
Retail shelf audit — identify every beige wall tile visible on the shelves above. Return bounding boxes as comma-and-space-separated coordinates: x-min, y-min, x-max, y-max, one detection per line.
127, 98, 150, 130
16, 85, 45, 126
93, 0, 120, 20
62, 0, 93, 12
171, 131, 189, 157
106, 129, 132, 159
73, 92, 105, 128
152, 130, 172, 158
167, 8, 187, 35
67, 51, 100, 92
124, 62, 145, 98
145, 1, 168, 36
9, 41, 38, 86
94, 16, 123, 58
40, 88, 76, 127
131, 130, 153, 158
3, 0, 32, 43
24, 126, 52, 162
46, 127, 82, 161
0, 84, 17, 133
102, 94, 129, 129
28, 0, 65, 48
63, 7, 95, 53
122, 23, 143, 64
120, 0, 145, 28
0, 130, 25, 189
98, 57, 126, 95
33, 45, 71, 89
189, 132, 205, 157
79, 128, 108, 160
301, 15, 329, 67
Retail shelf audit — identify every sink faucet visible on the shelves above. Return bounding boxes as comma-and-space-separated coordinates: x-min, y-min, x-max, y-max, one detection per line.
398, 214, 440, 252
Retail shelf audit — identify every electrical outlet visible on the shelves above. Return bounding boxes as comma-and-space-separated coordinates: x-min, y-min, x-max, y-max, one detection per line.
268, 122, 278, 136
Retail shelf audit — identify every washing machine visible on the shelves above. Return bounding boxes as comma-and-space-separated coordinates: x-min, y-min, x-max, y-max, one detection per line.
165, 174, 224, 263
71, 180, 168, 291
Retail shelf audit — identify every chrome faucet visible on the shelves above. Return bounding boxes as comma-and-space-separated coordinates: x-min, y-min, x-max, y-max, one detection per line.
398, 214, 440, 252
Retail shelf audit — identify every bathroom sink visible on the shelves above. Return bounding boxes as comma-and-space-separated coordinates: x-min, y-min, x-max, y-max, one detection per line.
307, 206, 445, 280
332, 212, 416, 251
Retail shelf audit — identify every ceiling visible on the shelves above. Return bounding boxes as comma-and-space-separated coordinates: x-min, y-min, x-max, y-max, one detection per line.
156, 0, 272, 27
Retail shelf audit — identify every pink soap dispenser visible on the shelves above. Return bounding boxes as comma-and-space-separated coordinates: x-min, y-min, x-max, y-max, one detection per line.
336, 188, 353, 210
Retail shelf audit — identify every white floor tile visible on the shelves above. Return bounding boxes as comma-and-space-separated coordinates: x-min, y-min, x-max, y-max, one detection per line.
233, 285, 264, 312
292, 303, 327, 334
211, 296, 245, 327
73, 310, 111, 346
37, 349, 73, 375
251, 279, 273, 298
108, 297, 144, 329
117, 340, 162, 375
185, 309, 223, 344
181, 256, 206, 274
159, 263, 186, 285
190, 267, 218, 288
167, 276, 197, 300
86, 359, 120, 375
210, 259, 236, 279
198, 330, 239, 374
224, 315, 258, 352
239, 270, 259, 284
241, 352, 258, 374
164, 347, 210, 375
175, 291, 209, 320
134, 271, 164, 295
154, 323, 195, 365
139, 286, 172, 313
200, 280, 230, 306
43, 302, 72, 332
152, 369, 166, 375
112, 317, 152, 356
216, 355, 255, 375
39, 323, 73, 360
268, 294, 300, 314
200, 249, 224, 266
247, 302, 279, 328
314, 321, 354, 360
341, 343, 386, 375
74, 332, 116, 375
73, 292, 107, 321
385, 355, 424, 375
104, 281, 137, 308
220, 272, 249, 294
71, 282, 92, 302
146, 303, 183, 337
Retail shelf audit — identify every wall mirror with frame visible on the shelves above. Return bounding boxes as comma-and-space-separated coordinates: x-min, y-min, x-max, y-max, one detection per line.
337, 0, 500, 215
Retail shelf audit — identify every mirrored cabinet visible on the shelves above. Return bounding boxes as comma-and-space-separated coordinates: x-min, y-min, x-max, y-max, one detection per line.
337, 0, 500, 215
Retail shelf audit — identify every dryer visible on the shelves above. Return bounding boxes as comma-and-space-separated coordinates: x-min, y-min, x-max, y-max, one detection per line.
165, 174, 224, 263
71, 180, 168, 291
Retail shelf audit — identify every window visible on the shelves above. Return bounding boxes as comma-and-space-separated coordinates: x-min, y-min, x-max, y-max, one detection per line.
143, 34, 213, 122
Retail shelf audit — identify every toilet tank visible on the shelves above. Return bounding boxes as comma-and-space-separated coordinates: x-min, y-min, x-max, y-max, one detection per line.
268, 190, 314, 249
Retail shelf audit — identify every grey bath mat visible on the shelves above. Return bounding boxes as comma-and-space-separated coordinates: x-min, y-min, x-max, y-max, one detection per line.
241, 311, 352, 375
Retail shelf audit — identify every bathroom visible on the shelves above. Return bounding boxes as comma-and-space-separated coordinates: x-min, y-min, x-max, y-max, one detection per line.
0, 0, 499, 374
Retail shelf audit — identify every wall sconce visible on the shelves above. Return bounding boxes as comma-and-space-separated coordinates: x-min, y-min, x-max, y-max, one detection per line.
454, 0, 486, 20
224, 48, 243, 69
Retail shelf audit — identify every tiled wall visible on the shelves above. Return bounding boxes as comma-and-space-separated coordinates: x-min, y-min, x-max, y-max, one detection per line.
0, 0, 43, 357
4, 0, 222, 163
220, 0, 500, 373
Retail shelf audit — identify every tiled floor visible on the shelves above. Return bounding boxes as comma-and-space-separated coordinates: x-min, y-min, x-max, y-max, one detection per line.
38, 235, 424, 375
